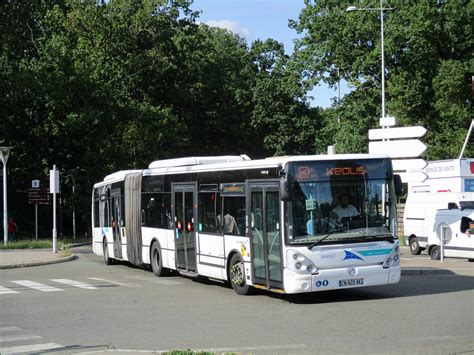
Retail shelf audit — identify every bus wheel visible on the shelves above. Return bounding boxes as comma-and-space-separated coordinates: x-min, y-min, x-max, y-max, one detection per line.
103, 239, 113, 265
430, 246, 440, 260
229, 254, 252, 295
409, 237, 422, 255
151, 242, 166, 277
468, 259, 474, 262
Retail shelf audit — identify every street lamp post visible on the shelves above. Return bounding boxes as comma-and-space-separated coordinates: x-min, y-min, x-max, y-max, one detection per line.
0, 147, 12, 246
346, 0, 393, 124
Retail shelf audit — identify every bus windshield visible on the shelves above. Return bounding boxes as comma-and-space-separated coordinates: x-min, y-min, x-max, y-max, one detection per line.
287, 159, 396, 246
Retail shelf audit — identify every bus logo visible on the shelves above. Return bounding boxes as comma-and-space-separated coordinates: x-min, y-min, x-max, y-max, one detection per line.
326, 166, 366, 176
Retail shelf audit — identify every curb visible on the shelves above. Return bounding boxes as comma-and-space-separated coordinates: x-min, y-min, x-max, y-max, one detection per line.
60, 242, 92, 250
0, 254, 77, 270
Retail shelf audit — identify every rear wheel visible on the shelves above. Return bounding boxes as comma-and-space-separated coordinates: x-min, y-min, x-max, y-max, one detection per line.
229, 254, 252, 295
103, 239, 113, 265
430, 245, 441, 260
151, 242, 167, 276
409, 237, 422, 255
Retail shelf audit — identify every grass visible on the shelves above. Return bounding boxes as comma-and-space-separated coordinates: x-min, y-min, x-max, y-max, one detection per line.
0, 238, 90, 250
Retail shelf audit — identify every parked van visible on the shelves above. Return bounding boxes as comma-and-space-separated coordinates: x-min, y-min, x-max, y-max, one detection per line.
403, 159, 474, 260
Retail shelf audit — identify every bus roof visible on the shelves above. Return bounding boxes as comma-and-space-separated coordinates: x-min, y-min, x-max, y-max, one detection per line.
94, 153, 390, 187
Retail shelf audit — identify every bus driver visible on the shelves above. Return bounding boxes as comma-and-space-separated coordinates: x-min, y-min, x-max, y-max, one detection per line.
332, 194, 359, 220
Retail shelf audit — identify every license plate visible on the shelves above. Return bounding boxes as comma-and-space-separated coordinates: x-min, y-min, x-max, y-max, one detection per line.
339, 278, 364, 287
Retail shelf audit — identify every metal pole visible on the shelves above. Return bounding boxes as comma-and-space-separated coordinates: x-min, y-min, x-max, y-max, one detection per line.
337, 68, 341, 124
72, 178, 76, 240
52, 165, 57, 253
380, 0, 385, 119
3, 161, 7, 246
440, 226, 445, 263
459, 119, 473, 159
35, 204, 38, 240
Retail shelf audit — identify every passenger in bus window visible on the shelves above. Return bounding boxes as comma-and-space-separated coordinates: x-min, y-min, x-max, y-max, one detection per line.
331, 194, 359, 220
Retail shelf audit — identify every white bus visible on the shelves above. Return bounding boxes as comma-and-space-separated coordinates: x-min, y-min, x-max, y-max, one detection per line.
92, 154, 402, 295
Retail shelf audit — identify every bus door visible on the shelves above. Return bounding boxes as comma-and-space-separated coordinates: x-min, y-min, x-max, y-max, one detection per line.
111, 189, 122, 259
248, 182, 283, 289
172, 183, 197, 272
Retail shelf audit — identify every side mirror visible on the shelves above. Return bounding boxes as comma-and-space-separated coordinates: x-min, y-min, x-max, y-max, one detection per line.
447, 202, 458, 210
393, 174, 403, 196
280, 174, 292, 202
460, 216, 472, 233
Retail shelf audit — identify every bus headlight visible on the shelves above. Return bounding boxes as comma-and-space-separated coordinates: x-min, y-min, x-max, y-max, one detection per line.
383, 246, 400, 268
287, 250, 318, 274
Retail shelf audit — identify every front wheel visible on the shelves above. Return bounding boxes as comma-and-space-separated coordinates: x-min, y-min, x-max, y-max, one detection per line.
430, 245, 441, 260
409, 237, 422, 255
103, 239, 113, 265
229, 254, 252, 295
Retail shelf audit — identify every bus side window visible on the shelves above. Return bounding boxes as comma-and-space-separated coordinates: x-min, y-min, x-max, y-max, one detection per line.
222, 196, 246, 236
199, 192, 221, 234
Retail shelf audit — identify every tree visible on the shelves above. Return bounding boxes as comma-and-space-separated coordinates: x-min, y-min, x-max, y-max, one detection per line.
291, 0, 473, 158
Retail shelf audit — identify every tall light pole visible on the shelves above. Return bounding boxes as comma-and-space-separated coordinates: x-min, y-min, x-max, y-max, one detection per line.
346, 0, 393, 124
0, 147, 12, 245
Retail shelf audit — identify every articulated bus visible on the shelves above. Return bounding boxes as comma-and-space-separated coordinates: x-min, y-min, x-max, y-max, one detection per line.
92, 154, 402, 295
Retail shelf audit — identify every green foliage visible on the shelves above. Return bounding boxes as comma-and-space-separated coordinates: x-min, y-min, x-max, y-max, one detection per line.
291, 0, 473, 157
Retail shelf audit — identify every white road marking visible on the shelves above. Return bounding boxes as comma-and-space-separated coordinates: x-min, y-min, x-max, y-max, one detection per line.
10, 280, 63, 292
50, 279, 97, 290
0, 327, 21, 333
0, 342, 63, 354
0, 334, 42, 342
0, 286, 19, 295
88, 277, 140, 287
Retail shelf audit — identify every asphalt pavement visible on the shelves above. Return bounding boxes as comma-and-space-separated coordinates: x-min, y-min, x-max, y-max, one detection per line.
0, 245, 473, 354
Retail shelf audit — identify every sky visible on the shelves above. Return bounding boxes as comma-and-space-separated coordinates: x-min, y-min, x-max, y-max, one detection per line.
190, 0, 350, 108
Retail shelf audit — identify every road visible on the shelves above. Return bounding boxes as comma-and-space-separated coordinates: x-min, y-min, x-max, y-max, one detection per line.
1, 246, 473, 354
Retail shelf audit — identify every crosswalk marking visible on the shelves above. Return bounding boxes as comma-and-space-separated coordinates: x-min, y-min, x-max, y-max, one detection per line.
88, 277, 140, 287
0, 286, 18, 295
0, 327, 21, 333
0, 342, 63, 354
50, 279, 98, 290
10, 280, 64, 293
0, 334, 42, 342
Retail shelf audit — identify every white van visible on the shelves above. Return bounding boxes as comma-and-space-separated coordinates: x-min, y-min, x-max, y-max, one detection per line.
403, 159, 474, 261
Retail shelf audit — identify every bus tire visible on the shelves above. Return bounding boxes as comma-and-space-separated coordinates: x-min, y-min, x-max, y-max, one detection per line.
229, 253, 252, 295
430, 245, 440, 260
409, 236, 422, 255
151, 242, 167, 277
103, 239, 113, 265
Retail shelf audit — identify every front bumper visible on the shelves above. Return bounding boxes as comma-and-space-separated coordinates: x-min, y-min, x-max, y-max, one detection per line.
283, 264, 401, 294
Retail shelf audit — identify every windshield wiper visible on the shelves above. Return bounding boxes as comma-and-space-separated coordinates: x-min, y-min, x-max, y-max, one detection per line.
307, 231, 336, 250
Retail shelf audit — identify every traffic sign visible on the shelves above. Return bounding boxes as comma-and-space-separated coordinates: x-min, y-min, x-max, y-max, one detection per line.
392, 159, 427, 172
379, 116, 396, 127
369, 126, 427, 140
32, 179, 40, 188
369, 139, 427, 158
28, 187, 50, 204
396, 171, 428, 183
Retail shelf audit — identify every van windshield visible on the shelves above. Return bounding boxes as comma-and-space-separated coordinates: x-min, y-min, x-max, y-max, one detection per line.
460, 201, 474, 209
287, 159, 396, 246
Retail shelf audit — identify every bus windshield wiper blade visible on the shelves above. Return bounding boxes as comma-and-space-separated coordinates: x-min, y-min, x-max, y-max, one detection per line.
307, 231, 335, 250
